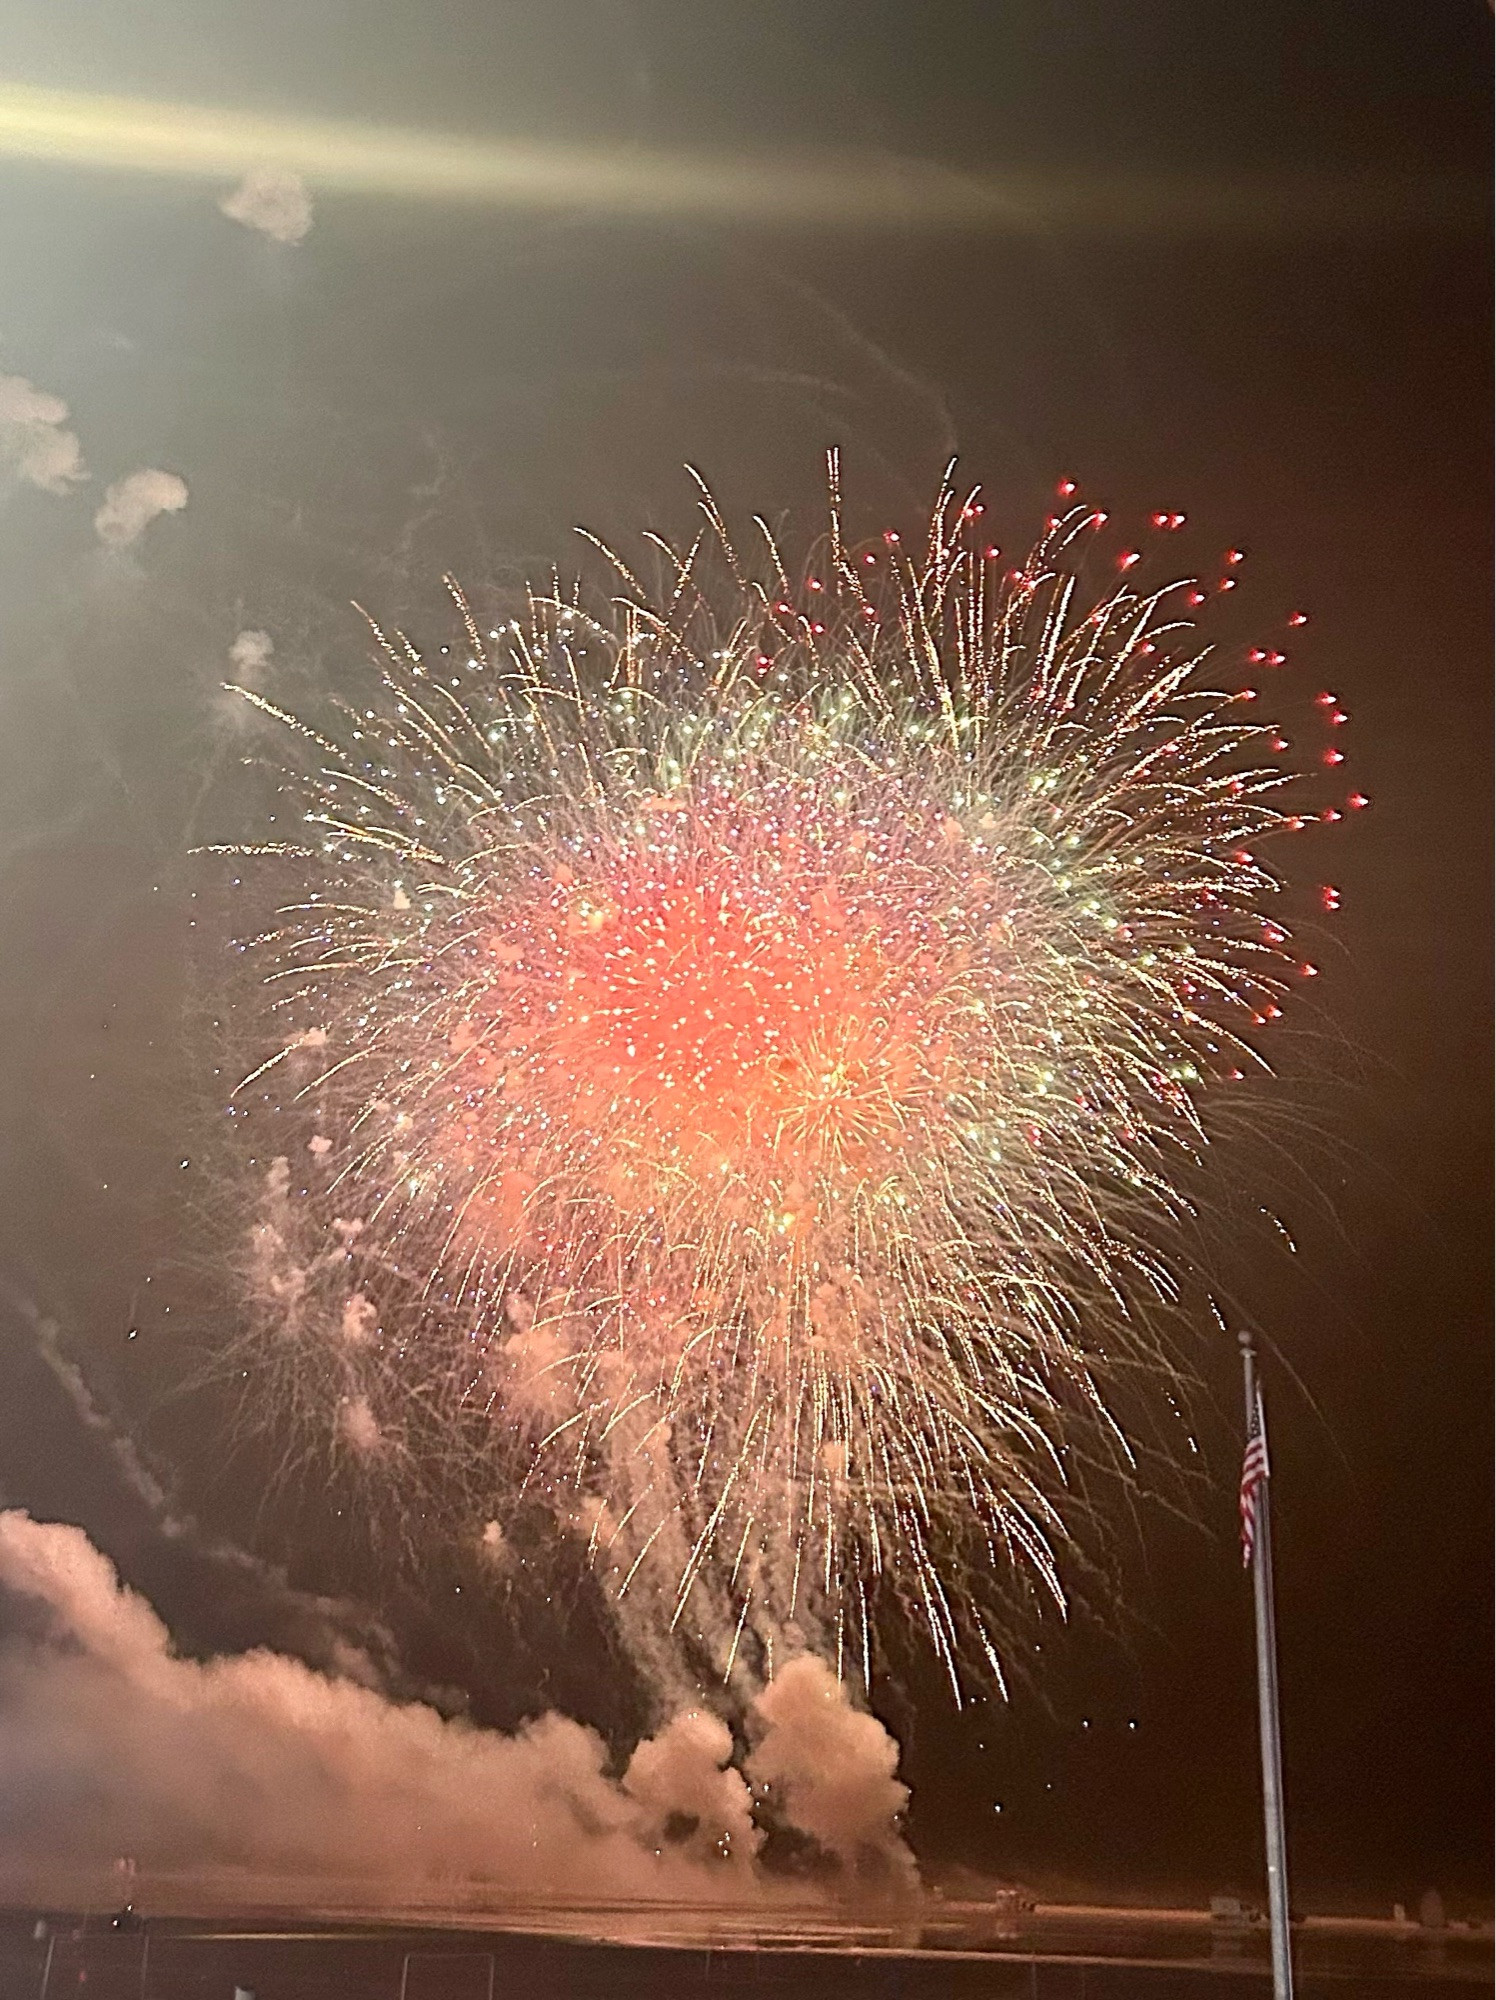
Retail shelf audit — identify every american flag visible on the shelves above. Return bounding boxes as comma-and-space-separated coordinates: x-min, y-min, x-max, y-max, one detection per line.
1240, 1390, 1271, 1567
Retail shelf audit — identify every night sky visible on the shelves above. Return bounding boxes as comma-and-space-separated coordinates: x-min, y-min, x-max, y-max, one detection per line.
0, 0, 1489, 1915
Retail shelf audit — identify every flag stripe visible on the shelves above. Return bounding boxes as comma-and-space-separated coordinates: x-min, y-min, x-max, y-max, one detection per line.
1240, 1391, 1270, 1567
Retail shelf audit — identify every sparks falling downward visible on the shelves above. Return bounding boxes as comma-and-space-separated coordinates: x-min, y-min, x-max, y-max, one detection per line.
210, 463, 1350, 1698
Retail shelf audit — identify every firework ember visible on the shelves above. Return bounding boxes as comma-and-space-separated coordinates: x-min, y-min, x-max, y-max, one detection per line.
210, 463, 1349, 1698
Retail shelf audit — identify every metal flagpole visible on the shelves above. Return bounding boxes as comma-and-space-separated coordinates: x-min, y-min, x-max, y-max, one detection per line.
1240, 1330, 1294, 1999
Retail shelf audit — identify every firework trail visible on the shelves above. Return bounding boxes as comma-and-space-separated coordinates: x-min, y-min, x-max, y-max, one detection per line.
208, 461, 1356, 1700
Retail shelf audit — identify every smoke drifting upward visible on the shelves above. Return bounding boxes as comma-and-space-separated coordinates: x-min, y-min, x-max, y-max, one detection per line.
94, 468, 189, 548
0, 1513, 916, 1903
0, 374, 87, 494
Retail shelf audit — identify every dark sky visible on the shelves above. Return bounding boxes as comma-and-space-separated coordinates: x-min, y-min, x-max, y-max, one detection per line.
0, 0, 1489, 1913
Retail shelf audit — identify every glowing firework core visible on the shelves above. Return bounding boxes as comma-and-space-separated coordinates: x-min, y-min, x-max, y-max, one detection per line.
453, 775, 959, 1244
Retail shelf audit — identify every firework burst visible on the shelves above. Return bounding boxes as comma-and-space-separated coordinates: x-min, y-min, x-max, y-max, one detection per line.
209, 461, 1353, 1698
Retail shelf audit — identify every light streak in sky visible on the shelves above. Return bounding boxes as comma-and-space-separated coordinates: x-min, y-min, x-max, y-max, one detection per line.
0, 80, 1469, 234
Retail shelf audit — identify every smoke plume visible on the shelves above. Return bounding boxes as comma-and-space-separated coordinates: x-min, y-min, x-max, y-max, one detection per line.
0, 375, 87, 494
94, 469, 189, 548
748, 1655, 918, 1888
623, 1708, 761, 1868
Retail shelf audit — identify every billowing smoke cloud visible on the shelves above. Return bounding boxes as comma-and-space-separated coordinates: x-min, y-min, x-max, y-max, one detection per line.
0, 374, 87, 493
220, 168, 314, 245
622, 1708, 760, 1868
0, 1513, 917, 1906
0, 1512, 746, 1903
94, 468, 189, 548
748, 1655, 918, 1889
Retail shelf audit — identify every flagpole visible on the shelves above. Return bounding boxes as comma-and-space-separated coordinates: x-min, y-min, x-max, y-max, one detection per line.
1240, 1329, 1294, 1999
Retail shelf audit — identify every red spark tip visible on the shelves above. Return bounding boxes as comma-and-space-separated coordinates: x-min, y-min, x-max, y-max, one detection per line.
1218, 577, 1237, 591
1225, 548, 1245, 565
1347, 792, 1370, 810
1091, 510, 1108, 528
1322, 747, 1345, 766
1117, 550, 1141, 571
1299, 962, 1319, 978
1266, 652, 1285, 667
1186, 589, 1206, 606
882, 529, 900, 546
1271, 736, 1289, 752
1320, 807, 1343, 823
862, 551, 877, 566
1330, 710, 1348, 725
1248, 649, 1267, 664
1057, 478, 1077, 497
1314, 691, 1337, 707
1320, 885, 1341, 909
806, 577, 823, 592
1287, 611, 1309, 627
983, 546, 1001, 560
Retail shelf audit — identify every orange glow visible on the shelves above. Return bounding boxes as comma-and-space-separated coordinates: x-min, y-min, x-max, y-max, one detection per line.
439, 792, 960, 1278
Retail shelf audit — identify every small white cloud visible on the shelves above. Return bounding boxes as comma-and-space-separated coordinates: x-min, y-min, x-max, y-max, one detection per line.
0, 374, 87, 493
340, 1293, 377, 1347
229, 628, 274, 679
94, 468, 188, 548
338, 1394, 382, 1453
218, 630, 274, 728
220, 169, 314, 245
